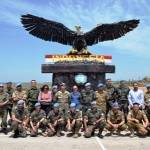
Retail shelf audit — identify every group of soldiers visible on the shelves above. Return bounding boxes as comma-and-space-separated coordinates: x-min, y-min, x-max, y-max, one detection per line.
0, 79, 150, 138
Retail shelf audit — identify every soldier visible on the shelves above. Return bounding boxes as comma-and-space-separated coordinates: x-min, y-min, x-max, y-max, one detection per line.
55, 83, 71, 114
83, 101, 105, 138
127, 103, 149, 137
5, 82, 14, 123
145, 102, 150, 134
0, 84, 9, 134
27, 80, 39, 114
66, 103, 82, 138
95, 83, 107, 114
105, 79, 116, 115
106, 102, 127, 135
144, 84, 150, 108
51, 85, 58, 102
46, 103, 66, 137
117, 81, 130, 121
81, 83, 96, 116
12, 83, 27, 107
11, 100, 29, 138
30, 102, 47, 137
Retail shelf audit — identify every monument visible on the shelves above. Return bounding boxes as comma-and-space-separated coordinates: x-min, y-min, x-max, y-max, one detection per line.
21, 14, 139, 90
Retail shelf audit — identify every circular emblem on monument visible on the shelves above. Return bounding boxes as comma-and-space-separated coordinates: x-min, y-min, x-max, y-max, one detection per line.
75, 74, 87, 85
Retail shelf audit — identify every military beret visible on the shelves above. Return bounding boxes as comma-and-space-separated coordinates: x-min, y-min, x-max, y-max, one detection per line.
16, 82, 22, 87
35, 102, 41, 107
52, 85, 58, 89
53, 103, 59, 108
91, 101, 97, 105
112, 102, 119, 108
146, 84, 150, 88
97, 83, 104, 88
133, 102, 140, 106
6, 82, 12, 84
0, 83, 4, 87
70, 103, 76, 108
85, 82, 91, 87
17, 100, 24, 105
60, 82, 65, 86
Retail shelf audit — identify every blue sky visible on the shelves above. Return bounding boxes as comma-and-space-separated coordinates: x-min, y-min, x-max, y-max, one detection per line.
0, 0, 149, 82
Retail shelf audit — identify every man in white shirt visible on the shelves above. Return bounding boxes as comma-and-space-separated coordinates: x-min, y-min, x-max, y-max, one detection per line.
128, 82, 144, 109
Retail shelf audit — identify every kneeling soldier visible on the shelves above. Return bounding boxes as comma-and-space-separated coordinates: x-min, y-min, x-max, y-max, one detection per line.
66, 103, 82, 138
106, 102, 127, 135
11, 100, 29, 138
127, 103, 149, 137
84, 101, 105, 138
46, 103, 66, 137
30, 102, 47, 137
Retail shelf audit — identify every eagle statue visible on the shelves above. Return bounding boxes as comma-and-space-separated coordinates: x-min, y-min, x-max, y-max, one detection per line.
21, 14, 139, 54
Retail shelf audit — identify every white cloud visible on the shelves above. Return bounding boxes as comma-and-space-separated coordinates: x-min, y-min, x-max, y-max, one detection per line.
0, 0, 149, 57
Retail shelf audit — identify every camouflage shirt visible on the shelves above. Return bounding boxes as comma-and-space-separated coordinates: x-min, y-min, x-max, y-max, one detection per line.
66, 110, 82, 121
107, 110, 125, 124
30, 109, 46, 124
27, 88, 39, 102
0, 92, 9, 111
144, 92, 150, 105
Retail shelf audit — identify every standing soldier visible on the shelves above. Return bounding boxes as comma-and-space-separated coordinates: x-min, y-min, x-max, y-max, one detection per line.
12, 83, 27, 107
83, 101, 105, 138
5, 82, 14, 124
66, 103, 82, 138
106, 103, 127, 136
117, 81, 130, 121
127, 103, 149, 137
51, 85, 58, 102
11, 100, 29, 138
30, 103, 47, 137
95, 83, 107, 114
81, 83, 96, 116
0, 84, 9, 134
105, 79, 116, 115
46, 103, 66, 137
144, 84, 150, 108
27, 80, 39, 114
55, 83, 70, 114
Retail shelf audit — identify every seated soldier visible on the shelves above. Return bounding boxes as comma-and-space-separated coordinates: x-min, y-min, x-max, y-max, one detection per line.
145, 102, 150, 134
106, 102, 127, 136
30, 102, 47, 137
46, 103, 66, 137
11, 100, 29, 138
66, 103, 82, 138
83, 101, 105, 138
127, 103, 149, 137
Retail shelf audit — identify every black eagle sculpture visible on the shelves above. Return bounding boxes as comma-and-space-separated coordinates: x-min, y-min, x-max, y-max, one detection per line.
21, 14, 139, 54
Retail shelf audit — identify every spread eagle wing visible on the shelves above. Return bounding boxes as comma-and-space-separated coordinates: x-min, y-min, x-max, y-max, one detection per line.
83, 19, 140, 46
21, 14, 77, 45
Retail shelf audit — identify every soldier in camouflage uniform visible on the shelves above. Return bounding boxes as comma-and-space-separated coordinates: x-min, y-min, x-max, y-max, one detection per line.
106, 102, 127, 135
0, 84, 9, 134
95, 83, 107, 114
46, 103, 66, 137
55, 83, 71, 114
117, 81, 130, 122
11, 100, 29, 138
144, 84, 150, 108
66, 103, 82, 138
30, 103, 47, 137
83, 101, 105, 138
12, 83, 27, 107
81, 83, 96, 116
127, 103, 149, 137
5, 82, 14, 124
105, 79, 116, 115
27, 80, 39, 114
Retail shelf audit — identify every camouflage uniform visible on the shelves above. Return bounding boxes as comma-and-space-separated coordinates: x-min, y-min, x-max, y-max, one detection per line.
127, 110, 148, 135
55, 90, 71, 113
30, 109, 47, 137
11, 107, 29, 137
12, 90, 27, 107
95, 90, 107, 114
27, 88, 39, 113
81, 90, 96, 116
84, 108, 105, 138
0, 92, 9, 129
47, 109, 66, 136
66, 109, 82, 135
144, 92, 150, 107
106, 110, 127, 132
